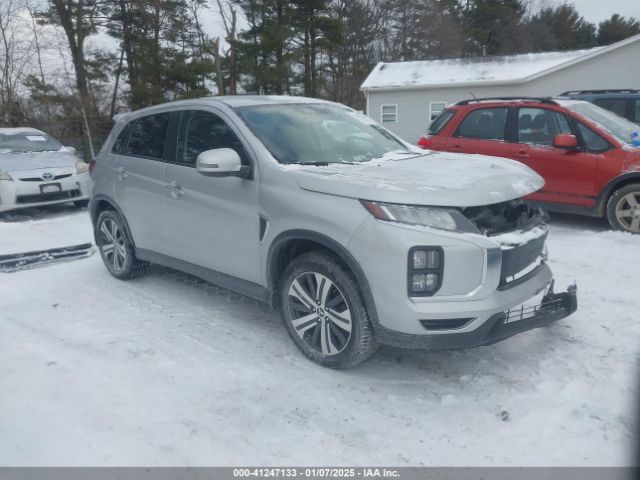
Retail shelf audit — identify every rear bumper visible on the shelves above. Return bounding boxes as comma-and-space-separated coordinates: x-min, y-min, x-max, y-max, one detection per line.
375, 284, 577, 350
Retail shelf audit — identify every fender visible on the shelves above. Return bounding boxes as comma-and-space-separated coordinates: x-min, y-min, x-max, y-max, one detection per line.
267, 229, 379, 325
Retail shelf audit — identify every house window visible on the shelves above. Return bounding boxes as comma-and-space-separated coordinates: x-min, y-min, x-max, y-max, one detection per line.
381, 105, 397, 123
429, 102, 446, 121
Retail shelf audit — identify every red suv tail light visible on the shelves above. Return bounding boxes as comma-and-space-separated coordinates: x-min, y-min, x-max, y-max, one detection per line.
417, 137, 432, 149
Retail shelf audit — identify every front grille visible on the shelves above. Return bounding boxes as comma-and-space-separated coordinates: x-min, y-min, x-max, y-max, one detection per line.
19, 174, 73, 182
499, 234, 547, 286
16, 189, 81, 204
461, 198, 549, 288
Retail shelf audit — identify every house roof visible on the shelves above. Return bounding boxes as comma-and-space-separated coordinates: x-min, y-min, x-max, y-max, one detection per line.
361, 34, 640, 92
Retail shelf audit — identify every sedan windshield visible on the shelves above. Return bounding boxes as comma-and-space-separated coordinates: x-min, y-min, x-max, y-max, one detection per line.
0, 132, 62, 154
235, 103, 410, 165
563, 101, 639, 145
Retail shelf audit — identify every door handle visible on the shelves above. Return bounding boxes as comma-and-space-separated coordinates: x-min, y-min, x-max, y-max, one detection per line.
116, 166, 128, 179
165, 181, 185, 199
452, 144, 463, 151
515, 150, 529, 159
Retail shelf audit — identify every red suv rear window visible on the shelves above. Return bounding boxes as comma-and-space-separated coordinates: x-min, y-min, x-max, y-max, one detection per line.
428, 110, 455, 135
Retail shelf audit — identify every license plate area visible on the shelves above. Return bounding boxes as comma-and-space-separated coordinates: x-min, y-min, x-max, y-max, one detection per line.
40, 183, 61, 194
504, 284, 550, 324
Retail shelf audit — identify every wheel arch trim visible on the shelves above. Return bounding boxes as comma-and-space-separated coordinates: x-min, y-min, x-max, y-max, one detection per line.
266, 229, 379, 325
595, 172, 640, 215
90, 194, 137, 248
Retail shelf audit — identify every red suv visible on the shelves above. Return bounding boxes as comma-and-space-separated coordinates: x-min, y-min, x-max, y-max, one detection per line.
417, 97, 640, 233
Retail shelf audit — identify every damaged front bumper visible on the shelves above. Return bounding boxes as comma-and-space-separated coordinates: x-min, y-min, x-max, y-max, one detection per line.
375, 283, 578, 350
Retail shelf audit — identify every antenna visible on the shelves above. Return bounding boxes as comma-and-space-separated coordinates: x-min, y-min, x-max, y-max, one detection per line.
469, 91, 477, 101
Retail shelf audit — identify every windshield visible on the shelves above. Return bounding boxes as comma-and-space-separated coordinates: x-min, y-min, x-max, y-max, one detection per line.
563, 101, 639, 145
235, 103, 410, 165
0, 132, 63, 154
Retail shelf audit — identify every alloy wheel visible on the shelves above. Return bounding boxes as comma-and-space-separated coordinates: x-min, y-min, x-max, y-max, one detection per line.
98, 218, 127, 272
287, 272, 353, 356
615, 192, 640, 233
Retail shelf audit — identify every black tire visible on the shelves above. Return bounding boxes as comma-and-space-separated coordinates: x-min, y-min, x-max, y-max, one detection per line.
606, 183, 640, 234
74, 199, 89, 208
279, 250, 378, 369
95, 209, 149, 279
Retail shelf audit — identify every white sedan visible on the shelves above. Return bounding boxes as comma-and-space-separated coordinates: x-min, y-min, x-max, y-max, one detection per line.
0, 128, 91, 213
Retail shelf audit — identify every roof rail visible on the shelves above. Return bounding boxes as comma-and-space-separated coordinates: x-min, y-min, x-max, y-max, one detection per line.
455, 97, 559, 106
560, 89, 639, 95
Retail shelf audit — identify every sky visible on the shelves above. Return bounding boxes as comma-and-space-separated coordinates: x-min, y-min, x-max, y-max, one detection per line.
541, 0, 638, 23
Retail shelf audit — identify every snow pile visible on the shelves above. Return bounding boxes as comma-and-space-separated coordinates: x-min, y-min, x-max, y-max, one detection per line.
361, 48, 602, 90
0, 210, 638, 466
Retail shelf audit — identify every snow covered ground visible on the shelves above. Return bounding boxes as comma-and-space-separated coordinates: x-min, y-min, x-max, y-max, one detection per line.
0, 205, 638, 466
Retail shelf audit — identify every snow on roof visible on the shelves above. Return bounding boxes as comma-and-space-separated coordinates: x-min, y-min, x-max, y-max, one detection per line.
361, 34, 640, 91
0, 127, 43, 135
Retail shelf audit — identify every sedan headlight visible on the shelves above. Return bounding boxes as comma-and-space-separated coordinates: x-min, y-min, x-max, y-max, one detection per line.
0, 169, 12, 181
76, 160, 89, 174
361, 200, 479, 233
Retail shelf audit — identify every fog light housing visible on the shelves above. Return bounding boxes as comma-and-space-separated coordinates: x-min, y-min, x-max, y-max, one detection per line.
408, 247, 444, 296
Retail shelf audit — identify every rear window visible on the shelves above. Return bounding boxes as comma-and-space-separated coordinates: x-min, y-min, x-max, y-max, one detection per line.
455, 107, 508, 141
125, 113, 170, 159
428, 110, 455, 135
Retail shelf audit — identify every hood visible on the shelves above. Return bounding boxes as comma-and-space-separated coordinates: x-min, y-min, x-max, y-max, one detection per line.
0, 150, 78, 173
286, 151, 544, 207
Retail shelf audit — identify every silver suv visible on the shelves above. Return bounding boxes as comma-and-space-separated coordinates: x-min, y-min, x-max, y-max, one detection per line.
89, 96, 577, 369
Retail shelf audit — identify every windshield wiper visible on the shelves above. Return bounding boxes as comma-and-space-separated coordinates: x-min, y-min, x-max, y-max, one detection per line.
294, 161, 357, 166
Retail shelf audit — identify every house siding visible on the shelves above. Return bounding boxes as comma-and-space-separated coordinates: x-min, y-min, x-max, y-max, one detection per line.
366, 39, 640, 142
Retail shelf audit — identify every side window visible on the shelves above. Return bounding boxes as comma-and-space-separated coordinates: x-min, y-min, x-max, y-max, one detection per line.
576, 122, 611, 153
176, 110, 248, 166
428, 110, 455, 135
381, 105, 397, 123
455, 108, 508, 140
593, 98, 627, 119
126, 113, 170, 159
111, 122, 132, 154
517, 108, 571, 146
429, 102, 446, 121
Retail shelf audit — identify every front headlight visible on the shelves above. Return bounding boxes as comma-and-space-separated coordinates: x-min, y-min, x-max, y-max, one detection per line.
361, 200, 479, 233
0, 169, 12, 181
76, 160, 89, 174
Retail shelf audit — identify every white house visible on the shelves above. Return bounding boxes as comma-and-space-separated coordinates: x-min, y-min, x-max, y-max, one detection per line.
361, 34, 640, 142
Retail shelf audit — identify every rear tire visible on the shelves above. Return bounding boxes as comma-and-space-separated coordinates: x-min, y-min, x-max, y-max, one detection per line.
606, 183, 640, 233
279, 250, 378, 369
95, 209, 149, 279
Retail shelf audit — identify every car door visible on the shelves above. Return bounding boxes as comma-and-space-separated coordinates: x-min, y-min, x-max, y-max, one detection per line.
111, 112, 172, 252
448, 107, 511, 159
509, 107, 598, 206
162, 108, 261, 284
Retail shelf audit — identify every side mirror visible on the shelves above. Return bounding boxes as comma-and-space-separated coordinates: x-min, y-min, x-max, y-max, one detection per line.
196, 148, 249, 178
553, 134, 578, 150
65, 146, 77, 155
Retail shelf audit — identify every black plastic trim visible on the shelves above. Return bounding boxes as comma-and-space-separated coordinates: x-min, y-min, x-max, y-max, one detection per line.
136, 248, 271, 304
456, 97, 559, 106
266, 230, 379, 325
89, 194, 138, 248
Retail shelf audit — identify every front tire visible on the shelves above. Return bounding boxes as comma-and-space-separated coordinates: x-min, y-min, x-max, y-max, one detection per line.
95, 209, 149, 279
279, 250, 378, 369
606, 184, 640, 233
